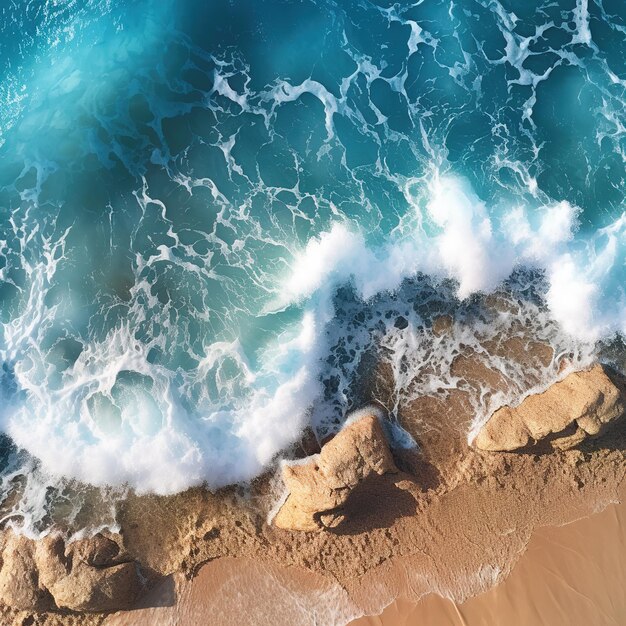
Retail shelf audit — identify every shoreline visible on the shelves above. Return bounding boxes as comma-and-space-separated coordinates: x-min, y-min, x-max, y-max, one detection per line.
352, 484, 626, 626
101, 473, 626, 626
2, 3, 625, 625
2, 323, 626, 625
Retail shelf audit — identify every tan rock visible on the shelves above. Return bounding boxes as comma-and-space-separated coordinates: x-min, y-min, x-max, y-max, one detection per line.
0, 530, 143, 613
0, 533, 52, 611
47, 560, 141, 612
474, 364, 626, 452
274, 413, 397, 531
34, 534, 69, 592
68, 532, 120, 567
432, 315, 453, 336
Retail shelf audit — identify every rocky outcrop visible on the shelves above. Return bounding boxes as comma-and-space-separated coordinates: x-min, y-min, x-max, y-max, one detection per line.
0, 533, 50, 611
0, 530, 143, 613
273, 413, 398, 531
474, 364, 626, 452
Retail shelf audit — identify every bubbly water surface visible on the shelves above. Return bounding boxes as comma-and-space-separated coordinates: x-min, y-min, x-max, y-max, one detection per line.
0, 1, 625, 522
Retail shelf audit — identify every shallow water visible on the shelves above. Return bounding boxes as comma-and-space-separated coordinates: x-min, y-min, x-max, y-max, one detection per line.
0, 0, 625, 528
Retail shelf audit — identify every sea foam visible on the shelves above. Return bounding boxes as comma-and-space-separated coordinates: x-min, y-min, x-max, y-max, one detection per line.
0, 172, 606, 499
0, 0, 625, 531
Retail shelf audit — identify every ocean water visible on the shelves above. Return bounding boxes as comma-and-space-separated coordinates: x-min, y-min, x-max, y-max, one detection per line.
0, 0, 625, 527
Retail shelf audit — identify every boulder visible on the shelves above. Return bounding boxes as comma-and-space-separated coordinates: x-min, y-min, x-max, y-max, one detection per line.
474, 364, 625, 452
34, 535, 69, 593
68, 533, 120, 567
46, 560, 141, 613
432, 315, 453, 336
274, 413, 397, 531
0, 533, 52, 611
0, 530, 143, 613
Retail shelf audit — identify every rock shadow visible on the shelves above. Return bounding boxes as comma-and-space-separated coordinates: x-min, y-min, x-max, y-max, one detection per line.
392, 447, 443, 492
580, 410, 626, 454
131, 572, 177, 610
327, 473, 417, 536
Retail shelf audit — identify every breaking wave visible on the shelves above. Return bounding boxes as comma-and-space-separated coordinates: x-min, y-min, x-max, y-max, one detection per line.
0, 0, 625, 525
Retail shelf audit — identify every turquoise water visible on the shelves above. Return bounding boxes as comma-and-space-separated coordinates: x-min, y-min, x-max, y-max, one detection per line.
0, 0, 624, 506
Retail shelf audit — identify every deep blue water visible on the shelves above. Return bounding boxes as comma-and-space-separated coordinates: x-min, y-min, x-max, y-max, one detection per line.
0, 0, 625, 504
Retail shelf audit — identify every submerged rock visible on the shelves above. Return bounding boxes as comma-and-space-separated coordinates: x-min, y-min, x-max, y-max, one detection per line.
431, 314, 453, 336
474, 364, 626, 452
273, 413, 398, 531
0, 530, 143, 613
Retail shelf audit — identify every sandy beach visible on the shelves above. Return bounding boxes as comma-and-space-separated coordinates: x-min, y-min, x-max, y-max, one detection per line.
2, 2, 626, 625
100, 481, 626, 626
99, 357, 626, 626
0, 316, 624, 626
353, 489, 626, 626
0, 304, 624, 625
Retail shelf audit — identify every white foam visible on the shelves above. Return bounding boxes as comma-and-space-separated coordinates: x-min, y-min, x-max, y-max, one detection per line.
0, 172, 620, 504
571, 0, 592, 46
280, 173, 602, 345
3, 318, 324, 494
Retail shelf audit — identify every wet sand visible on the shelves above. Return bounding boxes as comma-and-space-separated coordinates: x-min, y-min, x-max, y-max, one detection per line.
102, 483, 626, 626
352, 488, 626, 626
10, 314, 626, 626
98, 343, 626, 626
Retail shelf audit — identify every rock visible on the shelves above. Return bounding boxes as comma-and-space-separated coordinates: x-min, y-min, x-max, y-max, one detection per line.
0, 534, 52, 611
34, 535, 69, 593
474, 364, 626, 452
432, 315, 453, 336
68, 532, 120, 567
273, 413, 397, 531
317, 414, 397, 489
47, 560, 141, 612
0, 530, 143, 613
